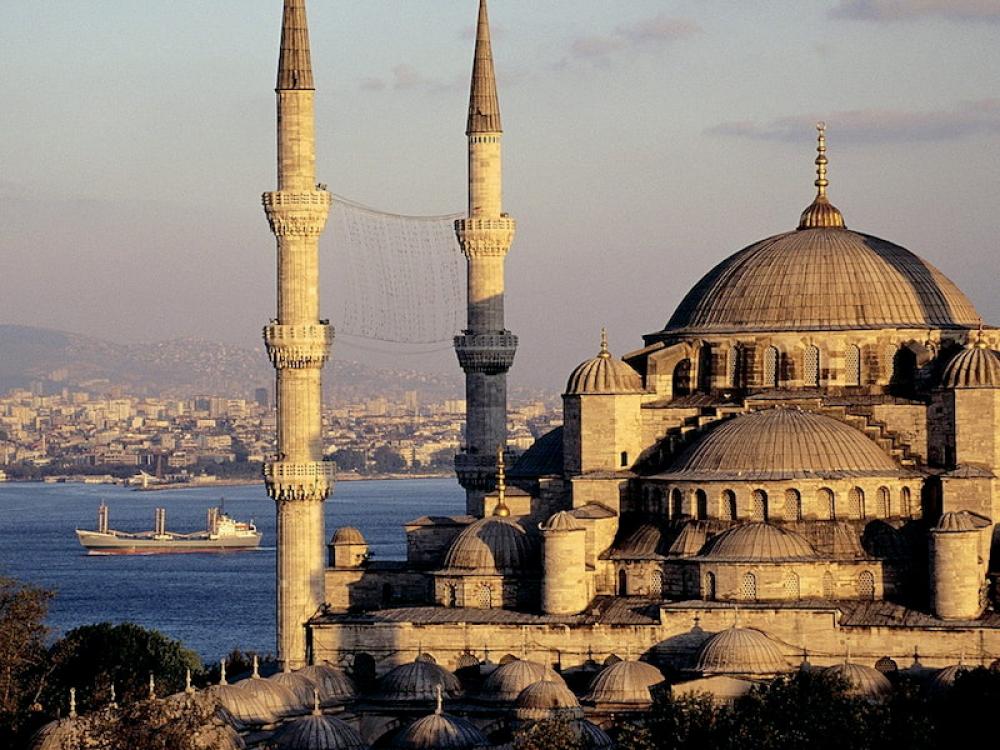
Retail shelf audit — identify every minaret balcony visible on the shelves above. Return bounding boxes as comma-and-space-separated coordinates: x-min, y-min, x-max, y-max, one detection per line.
454, 332, 518, 374
263, 190, 332, 237
455, 216, 516, 257
264, 322, 333, 369
264, 460, 335, 502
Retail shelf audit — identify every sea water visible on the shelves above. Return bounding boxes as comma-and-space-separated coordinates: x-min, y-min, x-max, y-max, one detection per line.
0, 479, 464, 662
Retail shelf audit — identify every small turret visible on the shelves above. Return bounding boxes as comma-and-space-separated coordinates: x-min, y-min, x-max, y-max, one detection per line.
540, 511, 588, 615
929, 511, 989, 620
328, 527, 368, 568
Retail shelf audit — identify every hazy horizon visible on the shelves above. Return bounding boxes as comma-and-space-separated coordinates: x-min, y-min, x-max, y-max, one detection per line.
2, 1, 999, 390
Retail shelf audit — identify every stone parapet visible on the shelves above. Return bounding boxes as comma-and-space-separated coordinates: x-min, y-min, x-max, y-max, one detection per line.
455, 216, 516, 258
454, 451, 502, 492
263, 190, 332, 236
454, 332, 517, 374
264, 321, 333, 369
264, 460, 336, 502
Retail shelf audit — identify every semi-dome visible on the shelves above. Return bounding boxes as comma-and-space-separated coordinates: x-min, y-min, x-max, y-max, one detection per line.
514, 679, 584, 721
297, 664, 357, 706
268, 670, 321, 713
479, 659, 565, 704
442, 516, 537, 572
238, 675, 301, 717
935, 511, 990, 532
331, 527, 366, 545
698, 523, 816, 562
941, 341, 1000, 389
375, 661, 463, 704
566, 329, 643, 395
206, 684, 278, 726
661, 408, 902, 480
694, 627, 789, 676
391, 711, 489, 750
540, 510, 583, 533
583, 660, 665, 706
272, 714, 368, 750
823, 662, 892, 699
614, 523, 670, 558
667, 522, 710, 558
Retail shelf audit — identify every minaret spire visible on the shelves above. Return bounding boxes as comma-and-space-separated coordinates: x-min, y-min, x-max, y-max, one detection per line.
454, 0, 518, 516
277, 0, 315, 91
467, 0, 502, 135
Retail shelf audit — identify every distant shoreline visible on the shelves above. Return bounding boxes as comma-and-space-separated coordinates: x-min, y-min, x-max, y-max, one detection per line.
0, 473, 455, 491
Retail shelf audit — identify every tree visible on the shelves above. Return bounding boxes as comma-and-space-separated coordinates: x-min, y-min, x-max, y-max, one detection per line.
0, 577, 53, 745
372, 445, 405, 474
331, 448, 366, 473
44, 623, 202, 715
513, 719, 584, 750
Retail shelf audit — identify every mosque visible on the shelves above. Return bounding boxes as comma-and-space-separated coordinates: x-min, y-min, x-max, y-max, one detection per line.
33, 0, 1000, 748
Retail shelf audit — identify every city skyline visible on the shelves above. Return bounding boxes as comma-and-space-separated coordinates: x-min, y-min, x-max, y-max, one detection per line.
2, 1, 999, 392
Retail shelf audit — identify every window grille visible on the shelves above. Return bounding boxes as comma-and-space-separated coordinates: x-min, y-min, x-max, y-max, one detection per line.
763, 346, 779, 388
784, 489, 802, 521
849, 487, 864, 519
804, 346, 820, 387
857, 571, 875, 600
721, 490, 737, 521
477, 584, 493, 609
877, 487, 890, 517
845, 345, 861, 386
751, 490, 768, 522
822, 572, 835, 599
740, 572, 757, 601
819, 488, 835, 520
783, 571, 800, 600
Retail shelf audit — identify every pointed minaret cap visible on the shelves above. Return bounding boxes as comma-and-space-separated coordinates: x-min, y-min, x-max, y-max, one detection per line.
467, 0, 502, 135
798, 122, 846, 230
277, 0, 315, 91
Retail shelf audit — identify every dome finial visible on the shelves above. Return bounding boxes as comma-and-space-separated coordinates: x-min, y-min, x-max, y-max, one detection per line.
312, 686, 322, 716
599, 327, 610, 358
798, 122, 845, 230
219, 659, 227, 686
252, 654, 260, 678
976, 321, 987, 349
185, 668, 194, 694
109, 683, 117, 709
69, 688, 77, 719
493, 444, 510, 517
148, 672, 156, 700
435, 684, 444, 715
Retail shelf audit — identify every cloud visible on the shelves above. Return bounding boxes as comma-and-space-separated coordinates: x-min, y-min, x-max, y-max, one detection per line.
359, 77, 385, 92
705, 100, 1000, 144
569, 13, 701, 63
831, 0, 1000, 23
358, 65, 459, 94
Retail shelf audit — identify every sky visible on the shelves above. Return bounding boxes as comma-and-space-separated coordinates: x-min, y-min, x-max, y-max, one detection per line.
2, 0, 999, 391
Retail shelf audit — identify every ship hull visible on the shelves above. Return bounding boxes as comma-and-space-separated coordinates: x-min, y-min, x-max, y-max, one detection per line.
76, 530, 262, 555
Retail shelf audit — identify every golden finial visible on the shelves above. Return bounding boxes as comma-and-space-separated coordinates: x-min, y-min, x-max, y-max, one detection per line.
975, 322, 988, 349
599, 327, 610, 358
493, 444, 510, 517
69, 688, 77, 719
185, 669, 194, 694
312, 687, 322, 716
798, 122, 845, 230
252, 654, 260, 678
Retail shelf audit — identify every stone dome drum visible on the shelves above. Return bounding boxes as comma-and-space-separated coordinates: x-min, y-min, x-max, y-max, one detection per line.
697, 523, 816, 562
660, 408, 902, 481
663, 228, 980, 335
694, 627, 789, 675
442, 516, 538, 572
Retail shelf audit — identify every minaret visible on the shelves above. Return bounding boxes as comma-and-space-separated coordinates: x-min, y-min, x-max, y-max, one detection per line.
454, 0, 518, 516
262, 0, 334, 669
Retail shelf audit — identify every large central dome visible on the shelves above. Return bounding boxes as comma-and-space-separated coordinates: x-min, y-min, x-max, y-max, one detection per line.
664, 228, 980, 335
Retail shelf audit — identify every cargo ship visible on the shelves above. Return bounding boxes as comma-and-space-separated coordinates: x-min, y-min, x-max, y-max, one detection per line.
76, 503, 262, 554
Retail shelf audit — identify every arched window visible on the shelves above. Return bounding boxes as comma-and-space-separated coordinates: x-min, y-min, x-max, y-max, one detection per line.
783, 571, 801, 600
848, 487, 865, 520
901, 486, 912, 517
671, 488, 684, 518
720, 490, 737, 521
857, 570, 875, 600
819, 488, 835, 520
877, 487, 890, 518
784, 489, 802, 521
352, 653, 376, 689
618, 569, 628, 596
649, 570, 664, 598
822, 571, 835, 599
673, 359, 692, 397
763, 346, 780, 388
695, 489, 708, 520
740, 572, 757, 601
875, 657, 898, 674
728, 346, 741, 389
845, 345, 861, 386
704, 572, 717, 601
620, 451, 629, 467
804, 346, 820, 387
751, 490, 768, 522
698, 343, 714, 392
477, 584, 493, 609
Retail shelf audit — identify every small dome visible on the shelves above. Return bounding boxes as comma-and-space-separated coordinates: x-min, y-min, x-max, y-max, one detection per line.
331, 527, 366, 545
667, 522, 710, 558
375, 662, 463, 704
615, 523, 670, 558
571, 720, 614, 749
238, 675, 301, 718
442, 516, 538, 573
823, 663, 892, 699
583, 660, 665, 706
206, 684, 278, 726
698, 523, 815, 562
297, 664, 357, 705
391, 713, 489, 750
662, 408, 902, 480
930, 664, 970, 692
565, 329, 643, 395
935, 511, 989, 532
272, 714, 368, 750
268, 671, 318, 713
941, 342, 1000, 389
514, 679, 583, 721
541, 510, 583, 533
480, 660, 565, 704
695, 627, 789, 676
30, 719, 84, 750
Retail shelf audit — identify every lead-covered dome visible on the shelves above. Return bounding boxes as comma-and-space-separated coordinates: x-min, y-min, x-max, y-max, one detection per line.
660, 408, 902, 480
823, 662, 892, 699
375, 662, 463, 704
698, 523, 816, 562
941, 341, 1000, 389
296, 664, 357, 706
664, 229, 979, 335
272, 714, 368, 750
442, 516, 538, 573
566, 329, 643, 395
391, 712, 489, 750
583, 660, 665, 706
694, 627, 789, 676
514, 679, 584, 721
479, 660, 565, 704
